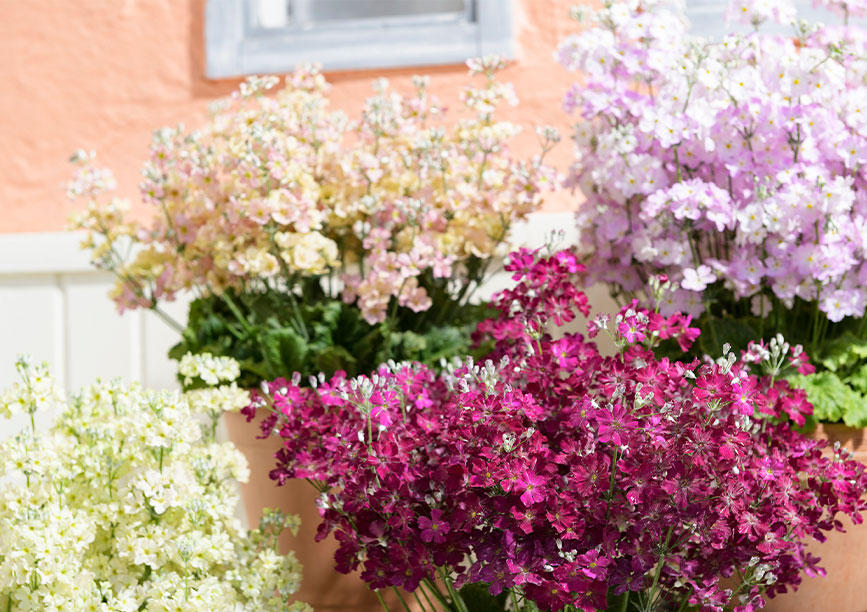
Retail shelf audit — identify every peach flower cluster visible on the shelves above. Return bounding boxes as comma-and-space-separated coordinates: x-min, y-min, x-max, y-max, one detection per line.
70, 59, 555, 324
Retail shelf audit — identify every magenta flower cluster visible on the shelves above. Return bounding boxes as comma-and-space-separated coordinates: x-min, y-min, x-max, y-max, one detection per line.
245, 250, 867, 611
560, 0, 867, 322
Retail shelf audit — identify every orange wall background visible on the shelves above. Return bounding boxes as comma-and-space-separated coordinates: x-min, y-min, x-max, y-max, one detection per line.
0, 0, 586, 233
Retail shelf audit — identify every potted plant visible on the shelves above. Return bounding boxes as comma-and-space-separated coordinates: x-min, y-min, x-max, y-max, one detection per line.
244, 249, 867, 611
559, 1, 867, 607
67, 57, 556, 610
0, 354, 308, 611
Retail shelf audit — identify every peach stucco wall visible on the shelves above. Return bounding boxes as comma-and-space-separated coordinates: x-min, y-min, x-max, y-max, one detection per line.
0, 0, 586, 233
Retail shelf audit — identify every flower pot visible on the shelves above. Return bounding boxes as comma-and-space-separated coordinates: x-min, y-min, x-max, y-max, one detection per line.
224, 410, 415, 611
762, 424, 867, 612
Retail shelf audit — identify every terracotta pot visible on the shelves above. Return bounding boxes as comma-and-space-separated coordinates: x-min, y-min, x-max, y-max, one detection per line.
762, 424, 867, 612
224, 410, 418, 611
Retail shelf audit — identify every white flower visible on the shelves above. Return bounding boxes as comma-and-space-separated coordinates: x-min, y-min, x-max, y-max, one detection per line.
681, 265, 716, 292
0, 359, 309, 611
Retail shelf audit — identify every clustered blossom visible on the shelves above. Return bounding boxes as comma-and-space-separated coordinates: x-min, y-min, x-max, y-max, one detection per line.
561, 0, 867, 323
812, 0, 867, 19
246, 250, 867, 611
70, 58, 555, 324
0, 356, 309, 612
0, 356, 63, 423
178, 352, 241, 387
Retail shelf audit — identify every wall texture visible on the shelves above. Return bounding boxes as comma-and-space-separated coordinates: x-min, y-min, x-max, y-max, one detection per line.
0, 0, 585, 233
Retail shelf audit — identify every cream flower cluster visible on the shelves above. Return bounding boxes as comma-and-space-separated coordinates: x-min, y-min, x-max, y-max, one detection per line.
70, 58, 556, 324
0, 356, 63, 422
0, 356, 309, 612
178, 352, 241, 387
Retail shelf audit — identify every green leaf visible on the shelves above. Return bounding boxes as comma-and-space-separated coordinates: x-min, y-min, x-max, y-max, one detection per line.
456, 583, 508, 612
792, 371, 867, 427
847, 363, 867, 395
311, 345, 357, 375
698, 315, 759, 358
416, 325, 472, 364
814, 333, 867, 372
392, 330, 429, 357
309, 301, 351, 348
261, 327, 309, 378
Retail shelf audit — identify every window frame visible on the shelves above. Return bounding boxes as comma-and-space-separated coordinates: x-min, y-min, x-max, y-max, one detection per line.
205, 0, 514, 78
684, 0, 865, 37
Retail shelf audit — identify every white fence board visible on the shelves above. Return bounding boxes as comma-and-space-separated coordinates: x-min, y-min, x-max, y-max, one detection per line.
62, 274, 143, 388
0, 279, 65, 388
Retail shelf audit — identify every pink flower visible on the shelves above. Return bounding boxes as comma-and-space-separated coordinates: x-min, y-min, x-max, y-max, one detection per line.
418, 509, 450, 544
249, 249, 867, 612
516, 471, 547, 507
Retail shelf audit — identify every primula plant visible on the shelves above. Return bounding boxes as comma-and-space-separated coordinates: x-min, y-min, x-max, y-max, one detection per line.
244, 250, 867, 612
69, 57, 557, 388
559, 0, 867, 424
0, 355, 309, 612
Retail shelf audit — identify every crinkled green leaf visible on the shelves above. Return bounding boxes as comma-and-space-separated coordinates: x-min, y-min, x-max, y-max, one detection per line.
261, 327, 308, 378
847, 363, 867, 395
456, 583, 509, 612
792, 371, 867, 426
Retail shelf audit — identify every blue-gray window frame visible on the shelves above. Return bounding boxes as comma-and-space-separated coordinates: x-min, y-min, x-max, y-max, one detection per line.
205, 0, 514, 78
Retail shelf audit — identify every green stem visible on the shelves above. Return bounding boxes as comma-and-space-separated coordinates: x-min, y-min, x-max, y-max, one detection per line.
388, 279, 409, 323
619, 591, 630, 612
421, 578, 450, 609
283, 289, 311, 341
412, 588, 434, 612
645, 526, 674, 610
675, 588, 693, 612
417, 581, 439, 612
810, 296, 821, 356
375, 590, 394, 612
391, 587, 412, 612
209, 414, 219, 442
605, 448, 620, 522
265, 229, 311, 340
219, 292, 255, 336
439, 570, 468, 612
148, 303, 184, 334
703, 304, 720, 355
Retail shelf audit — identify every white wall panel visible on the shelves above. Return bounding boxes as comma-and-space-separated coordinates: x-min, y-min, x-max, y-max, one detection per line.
62, 274, 143, 389
142, 297, 190, 390
0, 279, 64, 388
0, 278, 66, 439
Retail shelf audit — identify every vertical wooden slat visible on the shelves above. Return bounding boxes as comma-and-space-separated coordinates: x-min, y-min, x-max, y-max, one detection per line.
55, 273, 68, 390
141, 297, 189, 389
0, 278, 65, 439
62, 274, 140, 389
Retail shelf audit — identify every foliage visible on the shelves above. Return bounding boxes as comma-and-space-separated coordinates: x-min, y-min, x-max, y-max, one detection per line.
169, 289, 493, 388
244, 250, 867, 612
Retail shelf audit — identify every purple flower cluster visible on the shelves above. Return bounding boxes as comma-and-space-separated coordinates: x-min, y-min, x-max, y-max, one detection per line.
560, 0, 867, 322
246, 250, 867, 611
